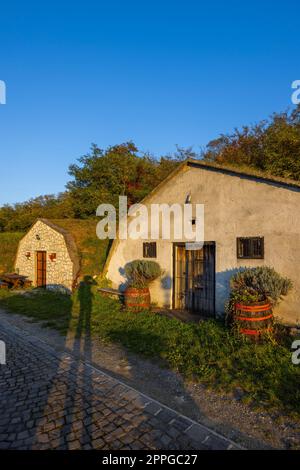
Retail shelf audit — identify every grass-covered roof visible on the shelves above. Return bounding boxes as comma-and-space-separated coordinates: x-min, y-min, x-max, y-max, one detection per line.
0, 232, 24, 273
0, 219, 110, 278
43, 218, 110, 278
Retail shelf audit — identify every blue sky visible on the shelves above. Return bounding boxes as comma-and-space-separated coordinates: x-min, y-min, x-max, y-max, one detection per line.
0, 0, 299, 205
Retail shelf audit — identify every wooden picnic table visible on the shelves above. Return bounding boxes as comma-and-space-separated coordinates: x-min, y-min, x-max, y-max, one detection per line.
0, 273, 32, 289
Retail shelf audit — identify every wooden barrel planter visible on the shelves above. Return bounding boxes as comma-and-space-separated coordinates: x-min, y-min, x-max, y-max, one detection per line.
124, 287, 150, 311
235, 301, 273, 339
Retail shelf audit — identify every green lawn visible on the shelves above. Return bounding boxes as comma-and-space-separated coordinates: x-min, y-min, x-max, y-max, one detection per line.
0, 285, 299, 417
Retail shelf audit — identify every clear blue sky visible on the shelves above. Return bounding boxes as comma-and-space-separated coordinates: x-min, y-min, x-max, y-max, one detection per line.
0, 0, 299, 205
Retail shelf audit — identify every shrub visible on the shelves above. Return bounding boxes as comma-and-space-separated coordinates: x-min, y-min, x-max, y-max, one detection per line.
230, 266, 293, 306
124, 260, 163, 288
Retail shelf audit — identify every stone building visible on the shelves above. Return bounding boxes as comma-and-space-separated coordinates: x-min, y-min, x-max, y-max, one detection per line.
15, 218, 100, 292
105, 159, 300, 325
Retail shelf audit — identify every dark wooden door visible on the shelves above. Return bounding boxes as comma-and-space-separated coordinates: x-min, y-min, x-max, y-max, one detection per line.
174, 242, 215, 316
36, 251, 46, 287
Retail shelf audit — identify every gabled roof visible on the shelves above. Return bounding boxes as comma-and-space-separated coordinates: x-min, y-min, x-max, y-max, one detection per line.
36, 219, 80, 274
103, 158, 300, 275
139, 159, 300, 206
186, 159, 300, 191
21, 218, 109, 278
40, 218, 109, 277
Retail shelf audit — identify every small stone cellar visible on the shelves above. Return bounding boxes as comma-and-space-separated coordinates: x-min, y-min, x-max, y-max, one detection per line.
15, 219, 80, 291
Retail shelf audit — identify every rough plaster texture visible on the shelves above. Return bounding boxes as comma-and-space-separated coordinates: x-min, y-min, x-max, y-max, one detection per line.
106, 164, 300, 324
15, 220, 79, 291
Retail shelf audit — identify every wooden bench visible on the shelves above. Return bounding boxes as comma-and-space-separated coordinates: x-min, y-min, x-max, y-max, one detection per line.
97, 287, 124, 298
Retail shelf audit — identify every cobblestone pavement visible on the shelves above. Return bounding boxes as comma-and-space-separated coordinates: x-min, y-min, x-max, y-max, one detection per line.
0, 319, 242, 450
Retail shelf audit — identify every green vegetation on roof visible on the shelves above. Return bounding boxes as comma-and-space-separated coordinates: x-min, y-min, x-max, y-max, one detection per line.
48, 219, 110, 277
0, 220, 110, 278
188, 159, 300, 190
0, 232, 24, 273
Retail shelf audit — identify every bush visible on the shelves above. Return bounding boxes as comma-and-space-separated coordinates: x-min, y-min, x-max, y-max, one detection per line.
230, 266, 293, 306
124, 260, 162, 288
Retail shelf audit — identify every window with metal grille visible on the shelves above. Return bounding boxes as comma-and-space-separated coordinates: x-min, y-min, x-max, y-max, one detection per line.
237, 237, 264, 259
143, 242, 157, 258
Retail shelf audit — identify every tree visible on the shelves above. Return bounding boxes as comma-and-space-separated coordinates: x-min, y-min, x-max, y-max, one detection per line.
204, 105, 300, 181
0, 141, 187, 231
0, 193, 75, 232
67, 142, 184, 217
2, 104, 299, 233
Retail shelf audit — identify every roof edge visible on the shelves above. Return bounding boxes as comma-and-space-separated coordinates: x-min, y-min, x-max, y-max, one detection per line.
186, 159, 300, 191
29, 218, 80, 278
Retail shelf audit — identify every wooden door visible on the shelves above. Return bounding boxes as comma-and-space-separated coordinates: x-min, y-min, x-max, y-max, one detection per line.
173, 243, 215, 316
36, 251, 46, 287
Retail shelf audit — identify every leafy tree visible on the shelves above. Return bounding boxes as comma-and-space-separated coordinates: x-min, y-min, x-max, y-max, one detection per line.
2, 105, 300, 233
0, 141, 186, 231
204, 105, 300, 181
67, 142, 184, 217
0, 193, 75, 232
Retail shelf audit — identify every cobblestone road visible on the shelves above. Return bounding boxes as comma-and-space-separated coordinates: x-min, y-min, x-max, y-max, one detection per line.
0, 319, 241, 450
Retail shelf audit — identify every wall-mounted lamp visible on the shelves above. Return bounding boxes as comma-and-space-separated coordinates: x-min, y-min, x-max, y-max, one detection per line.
35, 234, 40, 240
49, 253, 56, 262
25, 252, 31, 259
185, 193, 191, 204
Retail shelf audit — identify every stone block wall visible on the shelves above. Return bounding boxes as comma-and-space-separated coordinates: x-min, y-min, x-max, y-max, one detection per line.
15, 220, 76, 291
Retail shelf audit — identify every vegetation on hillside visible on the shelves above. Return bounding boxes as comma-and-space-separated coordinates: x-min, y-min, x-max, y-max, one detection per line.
50, 219, 110, 276
0, 143, 187, 232
2, 105, 299, 233
67, 142, 188, 217
0, 232, 24, 273
203, 106, 300, 180
0, 286, 299, 417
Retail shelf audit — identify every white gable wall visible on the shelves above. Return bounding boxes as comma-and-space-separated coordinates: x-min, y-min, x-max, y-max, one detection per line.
106, 165, 300, 325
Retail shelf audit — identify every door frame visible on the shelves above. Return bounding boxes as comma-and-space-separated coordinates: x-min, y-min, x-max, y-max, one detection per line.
36, 250, 47, 287
172, 241, 216, 315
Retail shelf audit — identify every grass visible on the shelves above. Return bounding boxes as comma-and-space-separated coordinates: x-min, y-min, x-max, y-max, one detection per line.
0, 220, 110, 279
0, 285, 300, 417
49, 219, 110, 276
0, 232, 24, 273
0, 289, 73, 332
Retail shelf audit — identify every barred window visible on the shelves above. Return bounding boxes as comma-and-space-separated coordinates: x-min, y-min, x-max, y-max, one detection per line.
143, 242, 157, 258
237, 237, 264, 259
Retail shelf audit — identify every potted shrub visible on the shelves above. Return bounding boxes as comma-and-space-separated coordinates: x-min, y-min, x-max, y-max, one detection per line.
124, 260, 162, 311
227, 266, 292, 338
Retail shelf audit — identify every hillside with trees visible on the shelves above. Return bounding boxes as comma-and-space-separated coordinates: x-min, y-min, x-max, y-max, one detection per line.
203, 105, 300, 180
0, 143, 188, 232
1, 105, 299, 233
